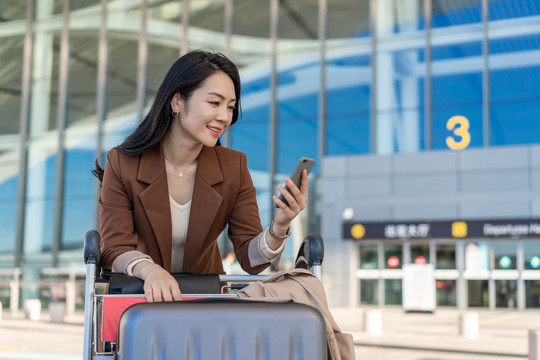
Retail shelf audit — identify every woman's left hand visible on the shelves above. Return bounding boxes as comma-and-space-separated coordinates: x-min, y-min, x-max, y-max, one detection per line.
272, 169, 309, 229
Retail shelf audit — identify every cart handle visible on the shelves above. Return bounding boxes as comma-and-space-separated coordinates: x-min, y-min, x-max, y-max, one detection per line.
83, 230, 325, 282
295, 234, 324, 268
84, 230, 101, 275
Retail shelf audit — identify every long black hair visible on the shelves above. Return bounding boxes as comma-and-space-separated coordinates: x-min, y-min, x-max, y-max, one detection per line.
93, 50, 242, 182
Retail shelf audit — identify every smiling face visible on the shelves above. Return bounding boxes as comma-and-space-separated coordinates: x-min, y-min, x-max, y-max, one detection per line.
170, 71, 236, 148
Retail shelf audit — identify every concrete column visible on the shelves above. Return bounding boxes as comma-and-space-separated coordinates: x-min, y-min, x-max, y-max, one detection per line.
24, 299, 41, 321
456, 241, 467, 310
459, 311, 479, 339
65, 280, 76, 316
488, 278, 496, 310
9, 270, 20, 314
517, 241, 525, 311
529, 330, 540, 360
49, 302, 65, 323
25, 0, 55, 256
363, 309, 383, 335
374, 0, 421, 154
375, 0, 396, 155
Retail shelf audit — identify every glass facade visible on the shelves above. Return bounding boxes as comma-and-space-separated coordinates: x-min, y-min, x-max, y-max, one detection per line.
0, 0, 540, 309
356, 239, 540, 309
326, 1, 371, 156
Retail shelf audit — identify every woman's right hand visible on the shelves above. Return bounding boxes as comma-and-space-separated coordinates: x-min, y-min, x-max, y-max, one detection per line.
132, 261, 183, 302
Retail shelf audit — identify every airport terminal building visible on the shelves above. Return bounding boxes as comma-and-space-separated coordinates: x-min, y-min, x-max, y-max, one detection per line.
0, 0, 539, 310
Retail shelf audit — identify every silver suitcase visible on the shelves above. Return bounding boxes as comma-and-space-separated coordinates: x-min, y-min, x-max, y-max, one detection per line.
116, 300, 327, 360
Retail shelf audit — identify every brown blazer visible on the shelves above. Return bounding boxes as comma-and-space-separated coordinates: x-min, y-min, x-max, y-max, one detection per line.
99, 143, 268, 275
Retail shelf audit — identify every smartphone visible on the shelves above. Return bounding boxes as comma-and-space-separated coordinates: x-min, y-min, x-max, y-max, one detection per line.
275, 157, 315, 207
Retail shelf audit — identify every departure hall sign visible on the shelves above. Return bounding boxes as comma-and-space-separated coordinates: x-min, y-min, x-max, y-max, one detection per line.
343, 219, 540, 240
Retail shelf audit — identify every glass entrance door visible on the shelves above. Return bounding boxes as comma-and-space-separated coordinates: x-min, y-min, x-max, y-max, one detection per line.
495, 280, 517, 308
468, 279, 489, 307
465, 241, 490, 308
434, 241, 457, 307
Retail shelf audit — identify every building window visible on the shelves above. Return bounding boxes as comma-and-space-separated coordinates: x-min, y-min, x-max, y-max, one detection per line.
465, 242, 489, 271
436, 280, 456, 306
468, 279, 488, 307
385, 279, 402, 305
523, 241, 540, 270
525, 280, 540, 308
359, 279, 378, 305
495, 279, 517, 309
435, 243, 456, 269
359, 244, 378, 269
410, 243, 429, 264
489, 34, 540, 146
384, 243, 402, 269
493, 241, 516, 270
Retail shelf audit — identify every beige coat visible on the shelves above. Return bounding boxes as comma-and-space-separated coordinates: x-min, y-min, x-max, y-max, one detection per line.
237, 269, 355, 360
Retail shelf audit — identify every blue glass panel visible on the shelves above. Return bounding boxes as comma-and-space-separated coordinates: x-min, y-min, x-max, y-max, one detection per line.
326, 51, 370, 155
491, 101, 540, 145
23, 154, 58, 252
277, 58, 320, 173
278, 93, 318, 121
327, 114, 370, 155
62, 147, 97, 247
431, 42, 482, 61
24, 198, 56, 252
231, 103, 269, 172
277, 117, 318, 174
327, 55, 370, 68
24, 155, 57, 198
0, 199, 17, 253
0, 173, 18, 198
64, 148, 96, 196
432, 0, 482, 28
432, 105, 483, 149
489, 35, 540, 55
491, 67, 540, 101
432, 73, 483, 105
242, 63, 317, 95
488, 0, 540, 20
62, 197, 95, 248
489, 30, 540, 145
328, 85, 370, 113
242, 77, 270, 94
276, 92, 318, 173
432, 66, 483, 150
0, 172, 18, 253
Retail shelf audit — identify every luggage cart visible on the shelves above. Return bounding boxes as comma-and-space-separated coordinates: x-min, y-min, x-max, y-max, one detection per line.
82, 230, 325, 360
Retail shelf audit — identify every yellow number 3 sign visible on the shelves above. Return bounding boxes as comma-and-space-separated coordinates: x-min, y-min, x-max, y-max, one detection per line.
446, 115, 471, 151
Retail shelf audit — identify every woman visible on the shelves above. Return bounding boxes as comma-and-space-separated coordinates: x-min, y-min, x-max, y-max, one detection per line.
95, 50, 308, 303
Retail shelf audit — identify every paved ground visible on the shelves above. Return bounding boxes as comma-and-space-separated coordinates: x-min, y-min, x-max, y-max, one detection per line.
0, 312, 84, 360
0, 307, 538, 359
332, 307, 536, 360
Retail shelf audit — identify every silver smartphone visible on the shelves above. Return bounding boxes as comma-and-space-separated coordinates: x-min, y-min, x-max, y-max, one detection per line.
276, 157, 315, 207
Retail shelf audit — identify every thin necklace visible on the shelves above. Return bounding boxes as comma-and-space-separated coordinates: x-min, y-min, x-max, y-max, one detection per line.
164, 154, 196, 178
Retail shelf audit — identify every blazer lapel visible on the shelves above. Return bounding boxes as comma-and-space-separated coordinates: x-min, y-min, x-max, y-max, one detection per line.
183, 146, 224, 271
137, 144, 173, 271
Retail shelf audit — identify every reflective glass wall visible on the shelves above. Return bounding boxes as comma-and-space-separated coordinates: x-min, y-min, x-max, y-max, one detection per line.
0, 0, 540, 273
